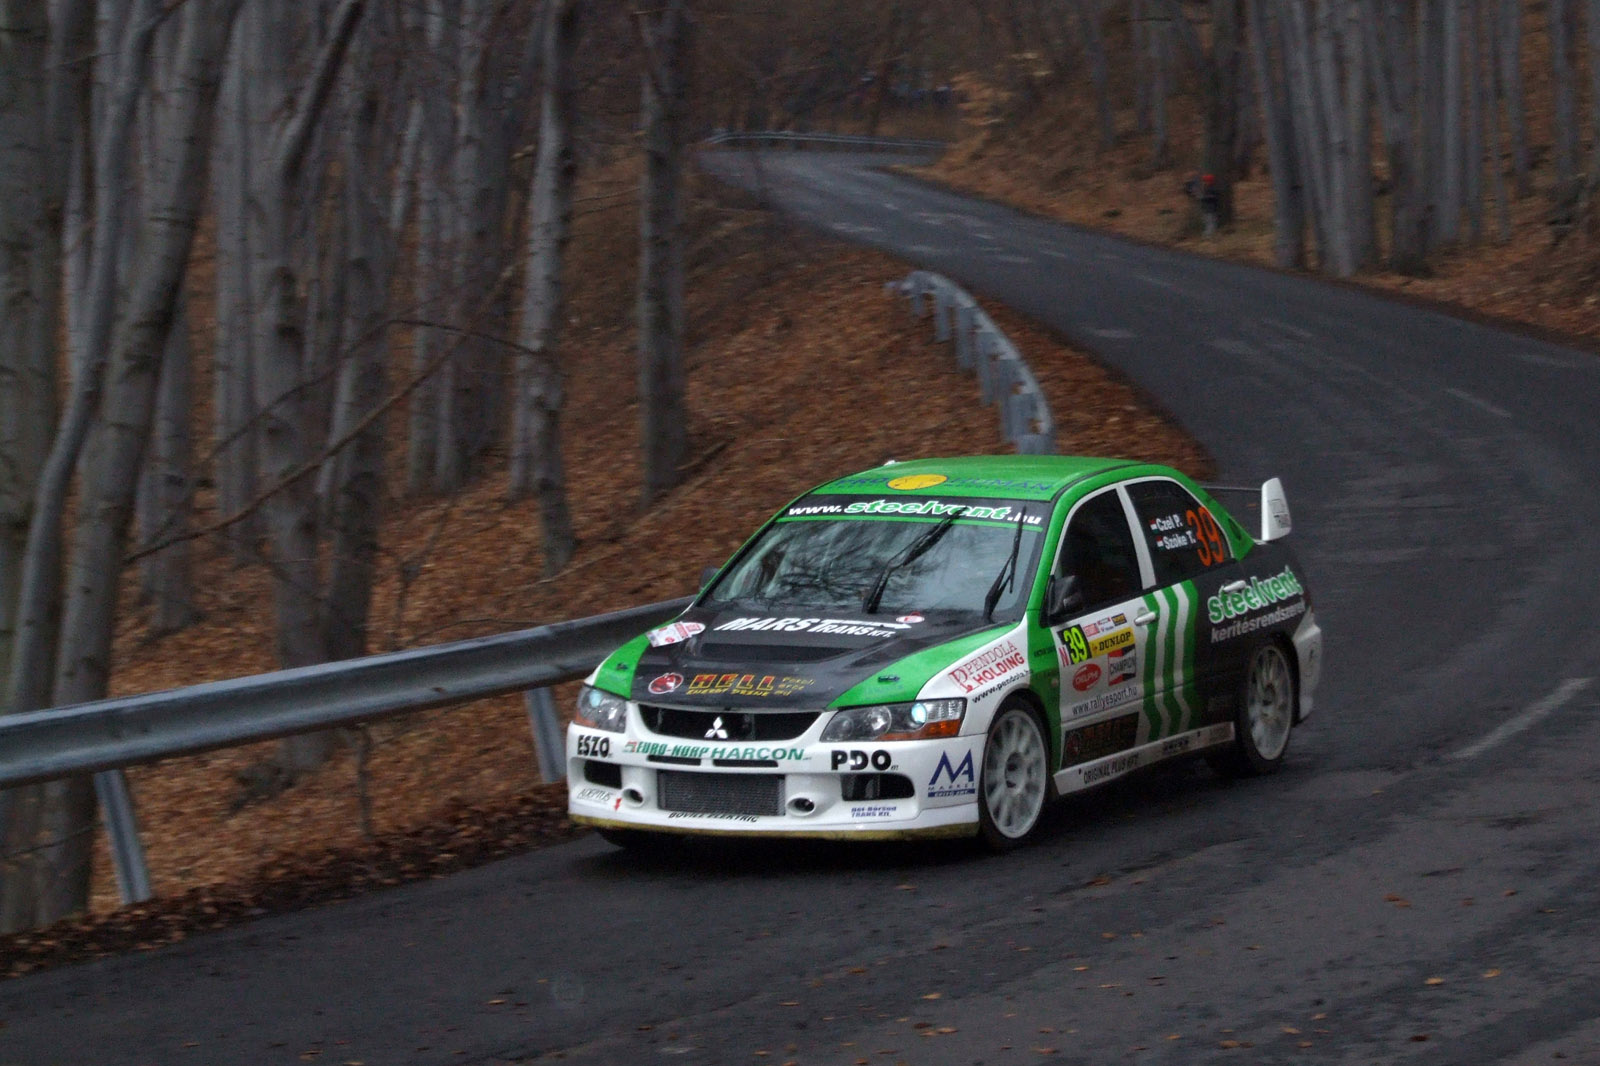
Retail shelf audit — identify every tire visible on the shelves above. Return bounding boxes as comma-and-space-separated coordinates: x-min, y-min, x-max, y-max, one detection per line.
977, 701, 1055, 851
1211, 641, 1296, 778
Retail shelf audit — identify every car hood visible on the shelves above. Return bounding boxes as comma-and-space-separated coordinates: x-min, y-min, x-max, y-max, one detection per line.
628, 604, 1000, 708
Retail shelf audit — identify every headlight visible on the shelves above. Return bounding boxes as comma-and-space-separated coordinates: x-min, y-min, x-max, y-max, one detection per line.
821, 699, 965, 742
573, 685, 628, 733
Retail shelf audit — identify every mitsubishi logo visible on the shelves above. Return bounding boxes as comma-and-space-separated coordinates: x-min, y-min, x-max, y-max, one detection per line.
705, 716, 730, 740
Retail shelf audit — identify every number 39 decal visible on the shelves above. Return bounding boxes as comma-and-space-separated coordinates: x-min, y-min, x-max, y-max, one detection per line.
1187, 507, 1227, 568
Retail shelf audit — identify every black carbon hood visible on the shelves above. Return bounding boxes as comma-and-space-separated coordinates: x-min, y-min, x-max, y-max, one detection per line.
628, 604, 996, 708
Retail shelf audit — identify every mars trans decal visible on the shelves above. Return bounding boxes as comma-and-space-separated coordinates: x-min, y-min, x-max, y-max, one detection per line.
713, 616, 912, 640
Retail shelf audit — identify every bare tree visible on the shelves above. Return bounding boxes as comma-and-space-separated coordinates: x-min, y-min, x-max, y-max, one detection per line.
509, 0, 580, 574
1246, 0, 1306, 266
404, 0, 456, 494
0, 0, 55, 699
136, 291, 200, 634
1497, 0, 1530, 197
1549, 0, 1579, 204
211, 19, 260, 563
1075, 1, 1117, 151
325, 7, 401, 663
637, 0, 693, 506
246, 0, 366, 772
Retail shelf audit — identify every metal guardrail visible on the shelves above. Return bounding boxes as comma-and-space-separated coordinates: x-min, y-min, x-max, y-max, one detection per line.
0, 597, 692, 903
890, 271, 1057, 455
703, 130, 945, 154
0, 598, 691, 790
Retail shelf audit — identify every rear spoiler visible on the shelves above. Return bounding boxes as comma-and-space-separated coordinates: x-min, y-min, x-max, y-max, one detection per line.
1200, 478, 1292, 543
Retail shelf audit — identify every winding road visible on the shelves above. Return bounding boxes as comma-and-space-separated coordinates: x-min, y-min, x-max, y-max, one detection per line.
5, 152, 1600, 1065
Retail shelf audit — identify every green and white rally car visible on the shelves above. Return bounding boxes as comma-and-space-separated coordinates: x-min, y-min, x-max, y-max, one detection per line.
568, 456, 1322, 849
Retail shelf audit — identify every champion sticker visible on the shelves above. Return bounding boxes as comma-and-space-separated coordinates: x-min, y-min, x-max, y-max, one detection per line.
648, 672, 684, 695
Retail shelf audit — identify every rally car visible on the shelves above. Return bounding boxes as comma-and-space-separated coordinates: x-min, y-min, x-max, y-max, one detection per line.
568, 455, 1322, 850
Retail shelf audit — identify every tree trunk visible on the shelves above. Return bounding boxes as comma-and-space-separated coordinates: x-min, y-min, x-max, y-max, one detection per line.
1549, 0, 1578, 202
0, 0, 54, 698
1497, 0, 1529, 197
1366, 0, 1428, 273
1463, 0, 1483, 243
248, 0, 366, 772
325, 8, 397, 664
137, 290, 199, 634
509, 0, 579, 575
1585, 0, 1600, 197
0, 0, 91, 937
1150, 2, 1171, 168
437, 0, 514, 492
1437, 0, 1461, 245
1310, 0, 1354, 274
405, 0, 456, 494
212, 20, 260, 562
1484, 0, 1511, 239
1075, 2, 1117, 150
638, 0, 692, 507
5, 0, 159, 720
1340, 0, 1375, 268
1246, 0, 1306, 267
1283, 1, 1331, 262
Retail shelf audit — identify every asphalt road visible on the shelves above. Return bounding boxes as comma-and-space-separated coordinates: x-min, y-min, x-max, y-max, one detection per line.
5, 152, 1600, 1066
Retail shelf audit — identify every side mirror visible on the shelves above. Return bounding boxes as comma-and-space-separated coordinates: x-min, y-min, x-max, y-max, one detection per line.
1045, 574, 1084, 624
699, 565, 720, 590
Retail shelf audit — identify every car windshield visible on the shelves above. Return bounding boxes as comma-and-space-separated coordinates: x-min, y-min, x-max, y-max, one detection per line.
703, 501, 1047, 620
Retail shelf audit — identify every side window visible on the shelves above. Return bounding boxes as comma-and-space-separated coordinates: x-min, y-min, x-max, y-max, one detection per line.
1126, 480, 1231, 586
1058, 490, 1142, 609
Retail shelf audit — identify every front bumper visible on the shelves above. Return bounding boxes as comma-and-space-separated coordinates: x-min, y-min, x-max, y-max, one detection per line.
566, 715, 984, 839
1292, 609, 1323, 722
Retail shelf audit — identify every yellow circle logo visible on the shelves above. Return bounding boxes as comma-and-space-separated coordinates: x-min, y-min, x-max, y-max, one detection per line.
886, 474, 948, 490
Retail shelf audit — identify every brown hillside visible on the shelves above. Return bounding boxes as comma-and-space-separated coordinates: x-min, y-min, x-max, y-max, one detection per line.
924, 15, 1600, 345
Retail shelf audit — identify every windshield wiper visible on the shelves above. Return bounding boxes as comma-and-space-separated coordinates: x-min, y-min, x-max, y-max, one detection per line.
983, 507, 1029, 622
863, 509, 966, 614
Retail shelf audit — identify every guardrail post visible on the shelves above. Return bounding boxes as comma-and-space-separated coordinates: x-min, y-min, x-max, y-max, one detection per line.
95, 769, 153, 904
525, 688, 567, 783
933, 289, 951, 342
1004, 390, 1032, 441
975, 331, 998, 404
1017, 431, 1054, 455
954, 303, 975, 368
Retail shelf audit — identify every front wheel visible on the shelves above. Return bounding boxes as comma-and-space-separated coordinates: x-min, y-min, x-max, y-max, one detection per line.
977, 702, 1054, 851
1212, 641, 1296, 778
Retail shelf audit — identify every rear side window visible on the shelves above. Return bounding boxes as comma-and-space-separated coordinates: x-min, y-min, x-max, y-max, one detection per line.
1126, 480, 1231, 586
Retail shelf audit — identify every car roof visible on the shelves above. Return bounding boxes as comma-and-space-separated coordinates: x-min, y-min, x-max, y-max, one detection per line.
811, 455, 1146, 502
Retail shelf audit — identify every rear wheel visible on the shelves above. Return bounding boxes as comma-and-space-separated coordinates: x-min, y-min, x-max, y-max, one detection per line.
1212, 641, 1296, 778
977, 702, 1054, 851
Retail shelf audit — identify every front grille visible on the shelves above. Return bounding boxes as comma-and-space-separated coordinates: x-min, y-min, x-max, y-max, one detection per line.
657, 770, 783, 816
640, 705, 819, 741
696, 642, 854, 663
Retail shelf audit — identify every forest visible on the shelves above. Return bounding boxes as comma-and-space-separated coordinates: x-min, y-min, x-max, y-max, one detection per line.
2, 0, 1596, 934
